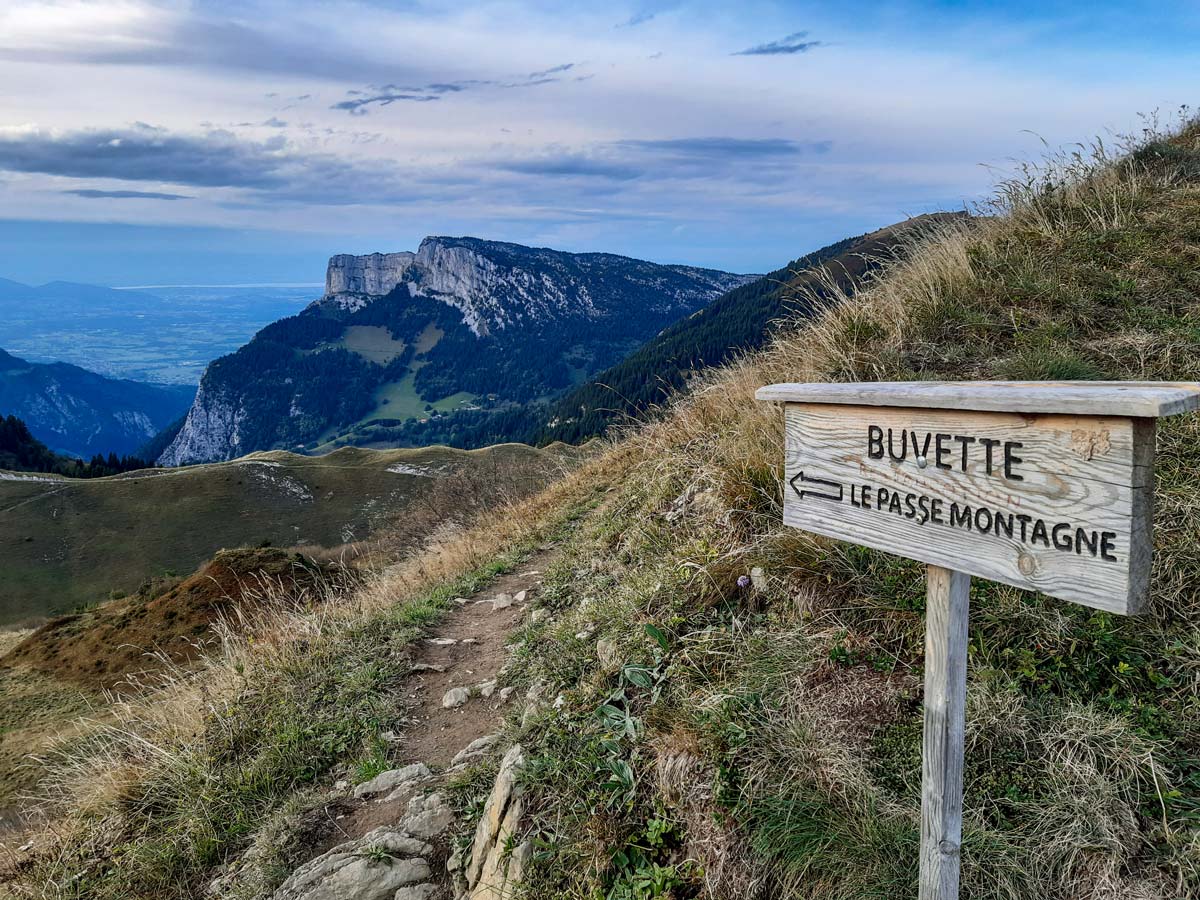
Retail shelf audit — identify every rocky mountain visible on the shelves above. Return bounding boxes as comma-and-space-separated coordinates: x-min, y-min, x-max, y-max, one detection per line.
159, 237, 753, 465
334, 215, 962, 450
0, 349, 195, 458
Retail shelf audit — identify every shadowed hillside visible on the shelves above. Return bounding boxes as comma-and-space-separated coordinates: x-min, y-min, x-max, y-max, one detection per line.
8, 116, 1200, 899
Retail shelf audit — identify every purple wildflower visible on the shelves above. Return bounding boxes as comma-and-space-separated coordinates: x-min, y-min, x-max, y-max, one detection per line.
737, 575, 751, 588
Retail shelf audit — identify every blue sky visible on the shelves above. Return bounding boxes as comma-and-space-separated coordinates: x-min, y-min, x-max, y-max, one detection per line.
0, 0, 1196, 284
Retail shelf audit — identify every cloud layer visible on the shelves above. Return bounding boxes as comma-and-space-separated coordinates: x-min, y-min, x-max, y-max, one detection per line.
0, 0, 1190, 281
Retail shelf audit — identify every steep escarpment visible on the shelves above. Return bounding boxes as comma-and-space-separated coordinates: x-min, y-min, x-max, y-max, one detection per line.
379, 214, 962, 449
324, 251, 417, 310
160, 237, 752, 465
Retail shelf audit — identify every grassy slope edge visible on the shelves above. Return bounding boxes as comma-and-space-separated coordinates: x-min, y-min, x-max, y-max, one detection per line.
10, 116, 1200, 899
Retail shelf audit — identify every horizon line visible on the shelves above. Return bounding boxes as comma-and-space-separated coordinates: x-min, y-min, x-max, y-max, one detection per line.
113, 282, 324, 290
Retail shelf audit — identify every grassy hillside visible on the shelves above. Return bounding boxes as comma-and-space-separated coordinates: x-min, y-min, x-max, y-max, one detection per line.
8, 117, 1200, 898
0, 442, 581, 626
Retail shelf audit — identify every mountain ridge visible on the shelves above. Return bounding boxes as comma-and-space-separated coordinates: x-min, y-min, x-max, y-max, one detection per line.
351, 215, 959, 450
159, 236, 753, 465
0, 348, 194, 458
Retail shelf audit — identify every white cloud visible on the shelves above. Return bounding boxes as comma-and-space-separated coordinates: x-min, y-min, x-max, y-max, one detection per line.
0, 0, 1191, 271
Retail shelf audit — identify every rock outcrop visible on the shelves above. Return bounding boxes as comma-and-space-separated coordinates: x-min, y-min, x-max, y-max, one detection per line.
315, 237, 753, 338
155, 381, 245, 467
462, 744, 529, 900
324, 252, 417, 311
270, 777, 453, 900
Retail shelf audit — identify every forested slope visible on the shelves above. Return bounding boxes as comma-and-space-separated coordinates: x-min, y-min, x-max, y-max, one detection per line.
369, 220, 956, 450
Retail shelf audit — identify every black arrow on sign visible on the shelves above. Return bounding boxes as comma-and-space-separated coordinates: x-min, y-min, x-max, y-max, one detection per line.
789, 470, 844, 502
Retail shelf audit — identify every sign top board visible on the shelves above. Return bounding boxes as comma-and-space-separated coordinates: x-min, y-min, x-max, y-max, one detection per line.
758, 381, 1200, 615
755, 380, 1200, 418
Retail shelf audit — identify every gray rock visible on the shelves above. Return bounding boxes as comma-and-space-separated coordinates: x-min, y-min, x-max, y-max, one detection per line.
398, 792, 455, 840
380, 780, 424, 807
271, 826, 432, 900
529, 608, 549, 625
324, 252, 418, 306
491, 593, 515, 610
477, 679, 497, 699
354, 764, 432, 799
512, 590, 528, 604
451, 734, 500, 767
464, 744, 528, 900
498, 687, 515, 704
750, 566, 767, 592
393, 886, 438, 900
596, 638, 621, 672
442, 687, 471, 709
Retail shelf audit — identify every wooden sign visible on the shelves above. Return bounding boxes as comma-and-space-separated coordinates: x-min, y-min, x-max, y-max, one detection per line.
756, 380, 1200, 900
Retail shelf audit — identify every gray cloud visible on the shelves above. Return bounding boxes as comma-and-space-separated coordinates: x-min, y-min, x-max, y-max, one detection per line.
616, 12, 655, 28
0, 125, 294, 188
332, 91, 443, 114
63, 188, 192, 200
0, 122, 836, 219
0, 124, 423, 205
618, 136, 831, 157
497, 152, 642, 180
333, 67, 582, 114
528, 63, 575, 79
330, 79, 493, 114
489, 136, 832, 186
733, 31, 823, 56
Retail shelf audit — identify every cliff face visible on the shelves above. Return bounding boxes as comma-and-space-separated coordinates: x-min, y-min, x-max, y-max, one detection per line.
324, 252, 417, 311
160, 237, 754, 466
155, 382, 247, 467
316, 237, 754, 337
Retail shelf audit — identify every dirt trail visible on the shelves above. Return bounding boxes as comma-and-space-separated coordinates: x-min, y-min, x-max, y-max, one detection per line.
286, 549, 556, 862
399, 549, 554, 767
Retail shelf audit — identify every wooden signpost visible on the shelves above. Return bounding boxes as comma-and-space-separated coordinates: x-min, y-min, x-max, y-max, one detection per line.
756, 380, 1200, 899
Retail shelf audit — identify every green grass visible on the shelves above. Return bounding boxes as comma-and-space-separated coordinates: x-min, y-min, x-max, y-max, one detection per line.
453, 118, 1200, 898
336, 325, 408, 365
0, 443, 575, 626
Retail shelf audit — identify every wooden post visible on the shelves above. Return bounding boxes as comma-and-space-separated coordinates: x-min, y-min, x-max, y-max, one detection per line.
919, 565, 971, 900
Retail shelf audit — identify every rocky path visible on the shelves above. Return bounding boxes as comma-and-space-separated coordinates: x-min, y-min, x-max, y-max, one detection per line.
398, 554, 551, 767
247, 550, 555, 900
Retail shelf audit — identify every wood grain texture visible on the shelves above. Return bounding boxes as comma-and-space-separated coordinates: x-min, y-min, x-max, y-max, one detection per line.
757, 380, 1200, 418
920, 565, 971, 900
781, 403, 1156, 613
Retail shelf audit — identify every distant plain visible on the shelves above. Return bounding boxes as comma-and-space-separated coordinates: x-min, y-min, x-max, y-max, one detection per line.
0, 284, 317, 384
